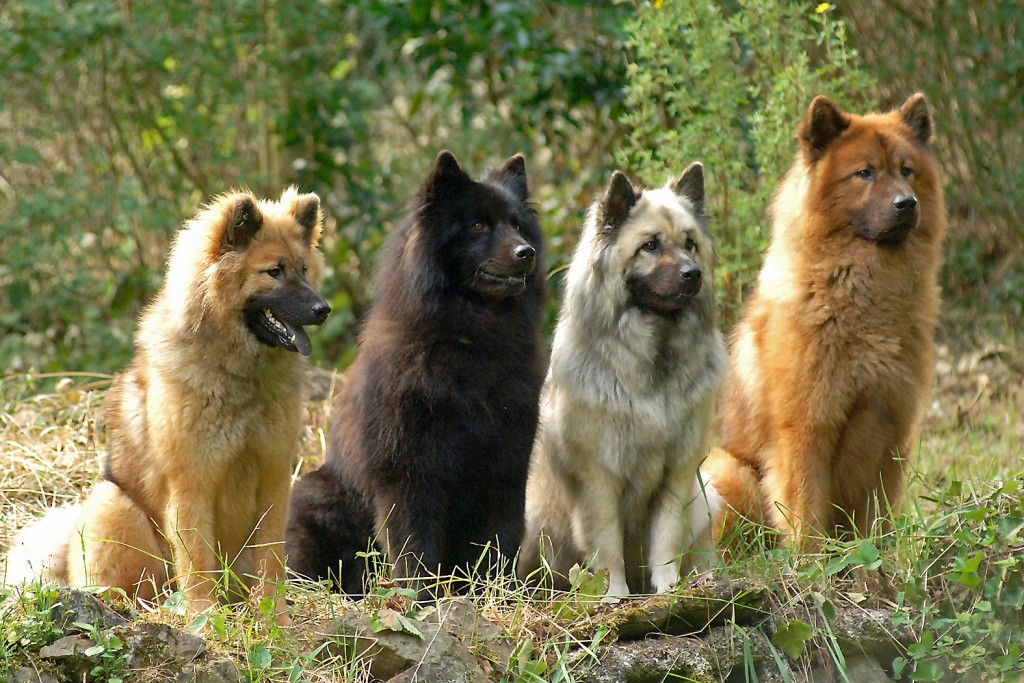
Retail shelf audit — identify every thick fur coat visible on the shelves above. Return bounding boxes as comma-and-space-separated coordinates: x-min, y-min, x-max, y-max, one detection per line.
520, 165, 728, 599
5, 189, 329, 625
287, 152, 546, 595
702, 94, 947, 547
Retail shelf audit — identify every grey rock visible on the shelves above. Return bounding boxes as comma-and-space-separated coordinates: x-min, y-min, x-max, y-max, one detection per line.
829, 608, 913, 662
811, 654, 894, 682
37, 634, 99, 680
119, 621, 207, 667
577, 577, 769, 642
314, 610, 488, 682
386, 660, 487, 683
428, 597, 516, 673
574, 634, 718, 683
52, 588, 133, 632
172, 658, 243, 683
704, 626, 794, 683
10, 667, 62, 683
37, 633, 95, 660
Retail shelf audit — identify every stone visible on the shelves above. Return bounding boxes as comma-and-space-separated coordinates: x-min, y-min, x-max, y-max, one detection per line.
51, 588, 133, 632
37, 634, 99, 680
703, 626, 794, 683
428, 597, 516, 673
118, 621, 207, 667
578, 577, 769, 642
573, 634, 718, 683
172, 658, 243, 683
811, 654, 894, 683
10, 667, 63, 683
314, 609, 489, 682
828, 608, 913, 663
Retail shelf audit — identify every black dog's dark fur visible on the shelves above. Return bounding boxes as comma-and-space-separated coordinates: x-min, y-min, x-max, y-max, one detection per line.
286, 151, 546, 595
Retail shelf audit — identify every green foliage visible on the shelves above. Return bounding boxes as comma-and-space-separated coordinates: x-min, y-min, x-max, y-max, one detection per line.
843, 1, 1024, 304
366, 584, 433, 638
0, 582, 63, 669
0, 1, 628, 373
771, 619, 814, 661
618, 0, 872, 319
74, 620, 129, 683
549, 563, 610, 621
890, 475, 1024, 681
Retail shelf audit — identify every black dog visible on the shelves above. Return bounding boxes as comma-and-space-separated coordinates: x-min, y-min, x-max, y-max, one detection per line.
287, 151, 546, 596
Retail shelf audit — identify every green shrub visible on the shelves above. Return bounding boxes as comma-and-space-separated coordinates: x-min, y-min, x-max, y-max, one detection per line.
618, 0, 872, 322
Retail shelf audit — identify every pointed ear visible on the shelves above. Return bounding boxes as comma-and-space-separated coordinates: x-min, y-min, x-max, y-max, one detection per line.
290, 191, 323, 244
223, 194, 263, 251
421, 150, 471, 202
490, 153, 529, 200
672, 162, 705, 215
898, 92, 933, 146
798, 96, 851, 163
598, 171, 639, 234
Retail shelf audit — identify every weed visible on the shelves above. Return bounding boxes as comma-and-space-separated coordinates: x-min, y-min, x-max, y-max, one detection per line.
74, 619, 130, 683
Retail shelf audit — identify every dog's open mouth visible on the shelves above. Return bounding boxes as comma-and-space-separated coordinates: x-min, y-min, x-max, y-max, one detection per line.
473, 268, 528, 296
244, 306, 313, 356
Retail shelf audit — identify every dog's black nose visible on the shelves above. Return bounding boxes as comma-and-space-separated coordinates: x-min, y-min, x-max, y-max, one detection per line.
893, 194, 917, 211
680, 263, 701, 283
679, 263, 702, 295
513, 244, 535, 262
311, 301, 331, 324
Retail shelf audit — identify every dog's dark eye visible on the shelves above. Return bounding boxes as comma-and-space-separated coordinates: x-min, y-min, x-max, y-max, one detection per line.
854, 168, 873, 180
900, 165, 913, 178
266, 266, 283, 279
302, 263, 308, 275
685, 237, 697, 252
641, 238, 660, 253
470, 222, 487, 233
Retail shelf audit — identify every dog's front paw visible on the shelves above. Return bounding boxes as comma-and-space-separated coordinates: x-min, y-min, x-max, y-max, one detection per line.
602, 578, 630, 604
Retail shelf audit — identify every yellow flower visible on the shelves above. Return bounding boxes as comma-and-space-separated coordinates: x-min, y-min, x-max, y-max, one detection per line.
654, 0, 664, 8
815, 3, 831, 13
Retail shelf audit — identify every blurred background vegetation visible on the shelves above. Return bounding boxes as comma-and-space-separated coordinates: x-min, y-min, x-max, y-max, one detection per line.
1, 0, 1021, 375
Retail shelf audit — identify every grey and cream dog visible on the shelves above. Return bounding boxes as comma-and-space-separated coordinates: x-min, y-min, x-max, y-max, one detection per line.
519, 164, 727, 599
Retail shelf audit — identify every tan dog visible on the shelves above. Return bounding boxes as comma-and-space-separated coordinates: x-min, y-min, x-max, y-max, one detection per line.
702, 94, 946, 548
4, 188, 329, 624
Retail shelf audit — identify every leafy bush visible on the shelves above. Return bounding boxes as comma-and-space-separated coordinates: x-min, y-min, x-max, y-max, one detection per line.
843, 1, 1024, 306
618, 0, 872, 321
891, 476, 1024, 681
0, 1, 628, 374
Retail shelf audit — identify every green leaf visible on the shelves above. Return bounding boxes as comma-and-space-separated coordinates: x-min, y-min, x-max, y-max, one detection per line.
84, 644, 106, 657
249, 644, 272, 669
396, 613, 425, 639
849, 539, 882, 569
13, 146, 42, 165
187, 613, 209, 633
771, 620, 814, 660
909, 659, 944, 681
892, 656, 908, 678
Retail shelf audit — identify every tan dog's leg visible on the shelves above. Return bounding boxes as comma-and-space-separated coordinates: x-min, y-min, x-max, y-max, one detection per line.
68, 481, 169, 602
165, 494, 220, 614
248, 476, 291, 626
